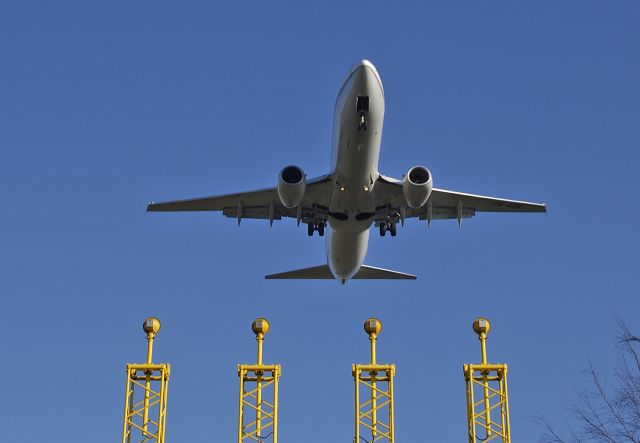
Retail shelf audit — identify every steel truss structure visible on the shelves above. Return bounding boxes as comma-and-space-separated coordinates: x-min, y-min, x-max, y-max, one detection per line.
238, 318, 280, 443
464, 318, 511, 443
353, 318, 395, 443
122, 318, 170, 443
116, 316, 516, 443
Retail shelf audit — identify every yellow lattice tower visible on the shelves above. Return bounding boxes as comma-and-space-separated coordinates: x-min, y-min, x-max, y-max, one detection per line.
238, 318, 281, 443
353, 318, 395, 443
464, 317, 511, 443
121, 317, 170, 443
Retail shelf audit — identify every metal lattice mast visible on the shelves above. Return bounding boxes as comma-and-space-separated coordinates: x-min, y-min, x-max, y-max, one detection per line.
353, 318, 395, 443
238, 318, 281, 443
122, 317, 170, 443
464, 317, 511, 443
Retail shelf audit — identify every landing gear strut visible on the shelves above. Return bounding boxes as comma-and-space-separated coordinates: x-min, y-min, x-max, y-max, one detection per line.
379, 222, 397, 237
318, 222, 325, 236
357, 96, 369, 131
307, 221, 326, 237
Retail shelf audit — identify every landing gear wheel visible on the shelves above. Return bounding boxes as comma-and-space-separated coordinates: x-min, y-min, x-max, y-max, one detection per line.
359, 115, 367, 131
379, 223, 386, 237
390, 223, 397, 237
317, 222, 325, 237
307, 223, 314, 237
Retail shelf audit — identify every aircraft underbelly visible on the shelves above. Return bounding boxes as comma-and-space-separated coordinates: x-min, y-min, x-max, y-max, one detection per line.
331, 66, 384, 187
325, 61, 386, 280
327, 229, 369, 280
328, 61, 384, 231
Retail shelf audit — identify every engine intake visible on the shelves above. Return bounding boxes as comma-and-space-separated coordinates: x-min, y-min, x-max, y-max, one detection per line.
277, 165, 306, 208
402, 165, 433, 209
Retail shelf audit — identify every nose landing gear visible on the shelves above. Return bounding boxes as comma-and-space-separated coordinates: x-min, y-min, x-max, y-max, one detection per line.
356, 96, 369, 131
359, 114, 367, 131
307, 221, 326, 237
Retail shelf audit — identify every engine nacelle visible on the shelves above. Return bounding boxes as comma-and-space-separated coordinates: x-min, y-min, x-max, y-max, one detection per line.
277, 165, 306, 208
402, 165, 433, 209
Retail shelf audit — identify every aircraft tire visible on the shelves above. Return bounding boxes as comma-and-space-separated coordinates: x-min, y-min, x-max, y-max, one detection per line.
380, 224, 386, 237
390, 223, 397, 236
318, 222, 325, 236
307, 223, 314, 236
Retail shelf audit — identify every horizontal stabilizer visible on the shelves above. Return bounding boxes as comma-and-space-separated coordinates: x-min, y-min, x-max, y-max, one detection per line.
265, 265, 333, 279
354, 265, 416, 279
265, 264, 416, 280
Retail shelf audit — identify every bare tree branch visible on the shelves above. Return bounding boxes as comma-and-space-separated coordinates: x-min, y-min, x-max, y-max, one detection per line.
537, 319, 640, 442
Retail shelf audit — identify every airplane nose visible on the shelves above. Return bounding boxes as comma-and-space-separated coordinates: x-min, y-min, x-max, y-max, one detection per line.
359, 59, 375, 69
347, 60, 383, 95
351, 60, 373, 77
355, 59, 375, 70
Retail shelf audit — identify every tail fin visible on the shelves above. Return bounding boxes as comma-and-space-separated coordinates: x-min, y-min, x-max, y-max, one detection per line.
265, 264, 416, 280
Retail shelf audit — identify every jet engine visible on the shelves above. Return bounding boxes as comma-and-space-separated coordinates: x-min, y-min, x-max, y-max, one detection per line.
402, 165, 433, 209
277, 165, 306, 208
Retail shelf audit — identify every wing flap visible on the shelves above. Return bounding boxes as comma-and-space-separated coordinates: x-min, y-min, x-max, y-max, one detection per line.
222, 206, 284, 220
418, 208, 475, 220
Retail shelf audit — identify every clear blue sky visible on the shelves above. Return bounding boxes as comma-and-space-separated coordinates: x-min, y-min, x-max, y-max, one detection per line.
1, 2, 638, 442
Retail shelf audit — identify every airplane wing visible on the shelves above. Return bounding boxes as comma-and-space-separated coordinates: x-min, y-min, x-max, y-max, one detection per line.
147, 174, 333, 225
374, 174, 546, 224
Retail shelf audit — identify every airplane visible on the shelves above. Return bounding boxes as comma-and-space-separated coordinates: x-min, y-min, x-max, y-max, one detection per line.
147, 60, 546, 283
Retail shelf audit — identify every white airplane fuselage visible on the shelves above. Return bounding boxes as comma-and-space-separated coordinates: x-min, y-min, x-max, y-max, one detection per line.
326, 60, 385, 282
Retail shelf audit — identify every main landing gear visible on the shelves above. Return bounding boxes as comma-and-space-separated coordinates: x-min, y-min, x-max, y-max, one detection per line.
307, 221, 326, 237
379, 222, 397, 237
